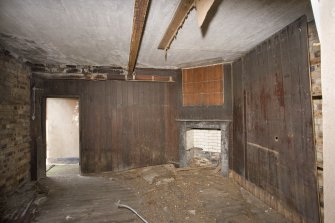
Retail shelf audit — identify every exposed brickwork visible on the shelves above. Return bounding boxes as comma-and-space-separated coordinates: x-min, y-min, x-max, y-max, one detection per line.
0, 51, 31, 195
308, 21, 323, 166
313, 99, 323, 166
308, 21, 323, 220
308, 22, 321, 97
188, 129, 221, 153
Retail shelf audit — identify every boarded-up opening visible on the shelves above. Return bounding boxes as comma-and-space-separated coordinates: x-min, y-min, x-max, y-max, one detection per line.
182, 64, 224, 106
46, 98, 79, 168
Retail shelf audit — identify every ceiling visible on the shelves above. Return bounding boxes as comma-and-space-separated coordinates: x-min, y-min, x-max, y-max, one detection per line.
0, 0, 313, 69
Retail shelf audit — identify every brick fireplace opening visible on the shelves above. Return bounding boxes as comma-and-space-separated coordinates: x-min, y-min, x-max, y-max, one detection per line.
185, 129, 222, 167
177, 120, 231, 176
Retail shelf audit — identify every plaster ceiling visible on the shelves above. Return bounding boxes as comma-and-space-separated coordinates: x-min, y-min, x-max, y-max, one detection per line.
0, 0, 313, 69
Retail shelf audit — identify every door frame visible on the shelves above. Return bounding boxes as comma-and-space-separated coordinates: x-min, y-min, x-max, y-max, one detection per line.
42, 95, 81, 177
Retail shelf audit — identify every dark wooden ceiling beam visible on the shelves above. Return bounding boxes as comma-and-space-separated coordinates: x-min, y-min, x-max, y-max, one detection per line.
158, 0, 195, 50
127, 0, 150, 78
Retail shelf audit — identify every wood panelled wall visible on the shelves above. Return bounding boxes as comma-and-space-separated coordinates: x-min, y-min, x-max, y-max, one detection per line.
178, 64, 232, 120
31, 69, 179, 174
232, 16, 319, 222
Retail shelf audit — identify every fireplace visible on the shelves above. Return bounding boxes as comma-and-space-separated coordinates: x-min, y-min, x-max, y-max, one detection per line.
177, 120, 232, 176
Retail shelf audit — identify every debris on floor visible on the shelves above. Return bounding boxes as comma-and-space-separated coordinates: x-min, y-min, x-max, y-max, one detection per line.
0, 181, 48, 223
32, 165, 289, 223
34, 165, 142, 223
105, 164, 289, 223
115, 200, 149, 223
185, 147, 221, 167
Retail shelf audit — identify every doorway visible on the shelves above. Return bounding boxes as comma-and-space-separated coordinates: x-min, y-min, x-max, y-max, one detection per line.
46, 98, 80, 174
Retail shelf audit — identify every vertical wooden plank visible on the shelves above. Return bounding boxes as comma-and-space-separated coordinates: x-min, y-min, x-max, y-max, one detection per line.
268, 31, 282, 191
111, 81, 118, 171
232, 59, 245, 176
166, 74, 179, 162
85, 81, 97, 173
278, 24, 299, 212
132, 82, 139, 167
103, 81, 113, 172
121, 81, 129, 168
79, 81, 87, 173
115, 82, 123, 170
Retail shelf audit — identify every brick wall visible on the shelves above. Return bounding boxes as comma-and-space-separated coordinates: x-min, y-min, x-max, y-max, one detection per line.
187, 129, 221, 152
308, 21, 323, 166
0, 51, 31, 195
308, 21, 323, 220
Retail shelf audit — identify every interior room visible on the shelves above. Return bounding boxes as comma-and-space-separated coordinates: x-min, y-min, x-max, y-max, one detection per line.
1, 0, 334, 222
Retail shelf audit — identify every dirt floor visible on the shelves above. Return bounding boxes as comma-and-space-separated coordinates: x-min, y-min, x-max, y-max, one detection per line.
34, 164, 289, 223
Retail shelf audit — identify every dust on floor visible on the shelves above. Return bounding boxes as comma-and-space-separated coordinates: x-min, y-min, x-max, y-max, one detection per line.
34, 165, 143, 223
104, 165, 289, 223
34, 164, 288, 223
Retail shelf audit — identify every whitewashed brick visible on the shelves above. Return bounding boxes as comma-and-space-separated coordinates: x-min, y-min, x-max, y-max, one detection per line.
186, 129, 221, 152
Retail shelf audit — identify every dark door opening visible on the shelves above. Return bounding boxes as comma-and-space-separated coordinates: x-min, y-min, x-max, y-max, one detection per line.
46, 98, 80, 175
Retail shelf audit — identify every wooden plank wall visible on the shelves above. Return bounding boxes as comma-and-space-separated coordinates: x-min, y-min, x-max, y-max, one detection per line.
32, 69, 179, 174
232, 59, 245, 176
177, 64, 232, 120
232, 16, 319, 222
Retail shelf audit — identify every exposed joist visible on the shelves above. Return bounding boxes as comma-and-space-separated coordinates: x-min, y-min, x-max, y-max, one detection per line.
31, 64, 125, 80
31, 64, 175, 82
32, 72, 175, 82
128, 74, 175, 82
127, 0, 150, 78
158, 0, 195, 50
32, 72, 125, 81
31, 64, 124, 75
194, 0, 215, 27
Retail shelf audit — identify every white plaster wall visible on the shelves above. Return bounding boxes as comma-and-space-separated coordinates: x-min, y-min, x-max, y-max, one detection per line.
320, 0, 335, 222
46, 98, 79, 160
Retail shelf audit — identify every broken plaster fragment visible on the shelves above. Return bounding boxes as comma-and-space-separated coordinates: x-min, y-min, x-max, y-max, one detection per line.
65, 215, 73, 221
188, 210, 196, 215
